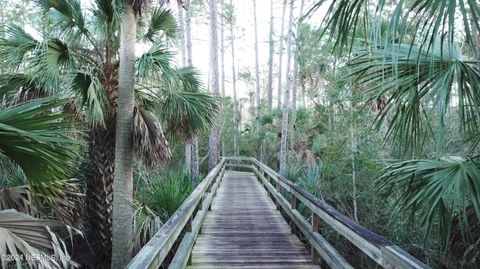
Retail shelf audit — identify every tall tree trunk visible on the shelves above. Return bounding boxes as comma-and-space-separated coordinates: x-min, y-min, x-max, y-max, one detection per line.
253, 0, 262, 161
279, 0, 294, 174
220, 0, 226, 158
111, 4, 136, 268
179, 3, 192, 177
291, 0, 304, 111
178, 4, 186, 66
183, 0, 200, 183
472, 17, 479, 61
208, 0, 220, 171
276, 0, 287, 108
230, 0, 239, 158
288, 0, 305, 153
266, 0, 275, 111
86, 115, 115, 268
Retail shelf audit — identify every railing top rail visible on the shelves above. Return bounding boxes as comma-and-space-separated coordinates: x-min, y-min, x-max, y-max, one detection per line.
126, 159, 225, 269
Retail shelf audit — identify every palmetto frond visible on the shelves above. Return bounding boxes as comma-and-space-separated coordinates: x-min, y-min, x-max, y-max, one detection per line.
158, 89, 220, 140
0, 209, 79, 269
0, 97, 82, 184
346, 43, 480, 152
136, 43, 176, 83
131, 201, 162, 255
378, 156, 480, 249
141, 7, 178, 42
72, 70, 111, 126
36, 0, 89, 40
0, 185, 31, 214
0, 24, 40, 69
133, 108, 171, 169
311, 0, 480, 54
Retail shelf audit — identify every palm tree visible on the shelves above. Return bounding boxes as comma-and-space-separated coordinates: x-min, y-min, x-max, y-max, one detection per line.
0, 97, 83, 268
311, 0, 480, 260
0, 1, 211, 266
111, 1, 138, 267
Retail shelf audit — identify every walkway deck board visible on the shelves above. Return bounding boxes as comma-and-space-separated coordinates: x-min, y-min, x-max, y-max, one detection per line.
187, 171, 319, 269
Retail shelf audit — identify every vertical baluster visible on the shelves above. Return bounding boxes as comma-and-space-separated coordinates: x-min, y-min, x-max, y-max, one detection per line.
311, 213, 321, 264
186, 216, 193, 232
275, 182, 281, 209
290, 195, 298, 234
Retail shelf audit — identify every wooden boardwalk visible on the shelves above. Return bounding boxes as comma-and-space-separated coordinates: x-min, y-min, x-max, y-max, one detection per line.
187, 171, 320, 269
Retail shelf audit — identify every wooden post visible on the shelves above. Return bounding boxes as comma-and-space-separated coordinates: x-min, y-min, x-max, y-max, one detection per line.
290, 195, 297, 209
275, 182, 281, 209
186, 216, 193, 233
198, 194, 204, 210
311, 213, 321, 264
290, 195, 298, 234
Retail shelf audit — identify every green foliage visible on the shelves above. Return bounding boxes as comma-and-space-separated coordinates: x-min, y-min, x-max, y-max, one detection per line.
378, 157, 480, 249
0, 98, 82, 184
346, 43, 480, 154
138, 171, 193, 221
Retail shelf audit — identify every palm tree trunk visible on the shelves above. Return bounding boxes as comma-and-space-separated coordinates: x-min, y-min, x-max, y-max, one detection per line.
208, 0, 220, 171
266, 0, 275, 111
276, 0, 287, 108
111, 4, 136, 268
86, 116, 115, 268
279, 0, 294, 174
230, 0, 239, 158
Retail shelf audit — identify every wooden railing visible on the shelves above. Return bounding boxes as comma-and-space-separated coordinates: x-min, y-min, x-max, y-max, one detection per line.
126, 159, 226, 269
226, 157, 429, 269
127, 157, 429, 269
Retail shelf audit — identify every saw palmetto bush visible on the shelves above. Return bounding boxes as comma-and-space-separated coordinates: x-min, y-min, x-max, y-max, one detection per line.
311, 0, 480, 265
0, 0, 218, 267
0, 98, 83, 268
138, 171, 193, 222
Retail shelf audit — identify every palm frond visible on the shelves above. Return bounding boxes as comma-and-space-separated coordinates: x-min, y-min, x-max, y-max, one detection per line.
36, 0, 87, 36
311, 0, 480, 54
136, 43, 176, 83
133, 108, 171, 169
0, 74, 49, 104
72, 70, 110, 126
175, 66, 203, 92
0, 209, 79, 269
30, 39, 74, 92
141, 7, 178, 42
346, 43, 480, 152
0, 185, 31, 215
158, 89, 220, 139
378, 156, 480, 249
0, 97, 83, 184
0, 24, 40, 69
131, 201, 162, 255
31, 179, 85, 227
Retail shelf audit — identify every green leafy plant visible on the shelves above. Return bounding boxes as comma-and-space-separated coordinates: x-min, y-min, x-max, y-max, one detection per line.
139, 171, 193, 222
